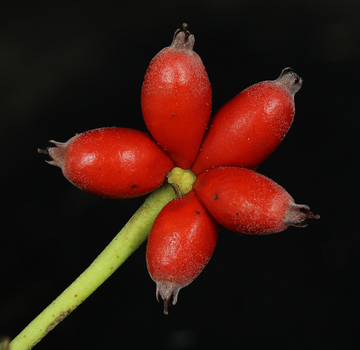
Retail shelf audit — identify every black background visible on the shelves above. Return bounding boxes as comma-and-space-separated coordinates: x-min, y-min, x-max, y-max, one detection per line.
1, 1, 359, 349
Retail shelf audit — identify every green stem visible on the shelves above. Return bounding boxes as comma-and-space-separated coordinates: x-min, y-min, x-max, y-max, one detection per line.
9, 184, 176, 350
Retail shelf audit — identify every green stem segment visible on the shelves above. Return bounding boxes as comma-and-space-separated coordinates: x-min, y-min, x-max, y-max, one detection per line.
9, 184, 176, 350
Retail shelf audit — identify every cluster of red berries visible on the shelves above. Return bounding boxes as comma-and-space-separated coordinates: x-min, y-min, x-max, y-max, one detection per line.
40, 24, 318, 314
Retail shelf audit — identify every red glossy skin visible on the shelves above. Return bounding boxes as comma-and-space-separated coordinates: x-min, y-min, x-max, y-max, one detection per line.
141, 28, 212, 169
191, 68, 302, 175
146, 190, 218, 314
194, 167, 316, 235
46, 127, 175, 199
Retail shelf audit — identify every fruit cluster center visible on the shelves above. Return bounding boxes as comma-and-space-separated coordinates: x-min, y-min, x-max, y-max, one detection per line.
167, 167, 197, 196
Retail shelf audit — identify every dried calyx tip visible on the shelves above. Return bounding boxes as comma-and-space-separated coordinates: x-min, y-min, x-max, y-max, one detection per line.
182, 23, 190, 39
291, 205, 320, 228
37, 140, 59, 155
276, 67, 303, 95
173, 23, 192, 45
155, 281, 181, 315
162, 293, 176, 315
37, 148, 49, 155
37, 140, 66, 168
156, 291, 173, 315
38, 147, 55, 165
163, 300, 170, 315
300, 206, 320, 222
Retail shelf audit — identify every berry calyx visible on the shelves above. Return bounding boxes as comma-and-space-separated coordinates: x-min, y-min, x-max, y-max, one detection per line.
275, 67, 303, 95
167, 167, 197, 196
286, 205, 320, 227
171, 23, 194, 51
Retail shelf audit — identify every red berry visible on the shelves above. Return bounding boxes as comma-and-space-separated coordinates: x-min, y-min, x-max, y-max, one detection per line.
193, 167, 318, 235
191, 68, 302, 175
146, 190, 218, 314
39, 127, 175, 199
141, 24, 212, 169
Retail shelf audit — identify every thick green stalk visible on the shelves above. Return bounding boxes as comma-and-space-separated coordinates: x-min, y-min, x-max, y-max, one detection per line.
8, 184, 176, 350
